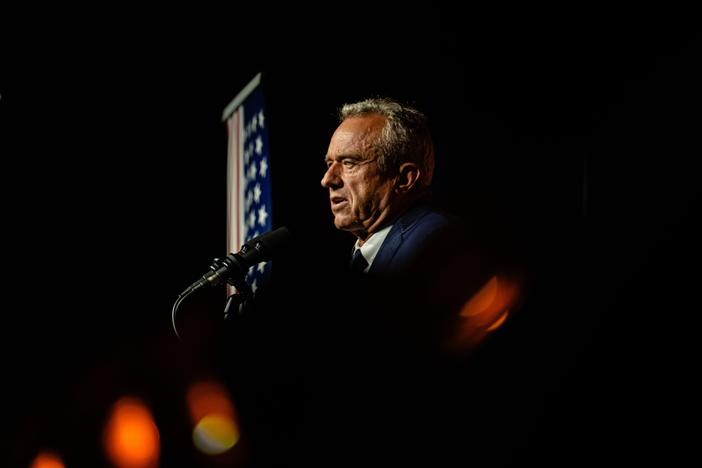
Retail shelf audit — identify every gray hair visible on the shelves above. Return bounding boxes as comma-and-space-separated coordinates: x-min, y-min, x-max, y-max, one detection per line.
339, 98, 435, 187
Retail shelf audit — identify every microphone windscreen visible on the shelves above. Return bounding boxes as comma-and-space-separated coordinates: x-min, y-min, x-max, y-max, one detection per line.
241, 227, 292, 264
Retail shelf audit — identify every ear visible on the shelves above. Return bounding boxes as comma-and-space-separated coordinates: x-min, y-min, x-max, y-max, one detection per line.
395, 162, 421, 193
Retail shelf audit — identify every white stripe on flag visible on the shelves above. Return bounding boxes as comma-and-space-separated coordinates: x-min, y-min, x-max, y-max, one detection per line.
226, 108, 245, 297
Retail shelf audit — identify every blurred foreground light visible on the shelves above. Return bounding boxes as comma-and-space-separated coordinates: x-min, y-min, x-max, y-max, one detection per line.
30, 452, 64, 468
187, 380, 240, 455
103, 397, 160, 468
450, 275, 520, 350
193, 414, 240, 455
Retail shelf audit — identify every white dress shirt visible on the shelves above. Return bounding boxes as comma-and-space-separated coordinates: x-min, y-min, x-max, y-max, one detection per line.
352, 224, 393, 273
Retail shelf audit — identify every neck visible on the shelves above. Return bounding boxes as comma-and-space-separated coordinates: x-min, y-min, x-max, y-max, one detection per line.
353, 190, 429, 245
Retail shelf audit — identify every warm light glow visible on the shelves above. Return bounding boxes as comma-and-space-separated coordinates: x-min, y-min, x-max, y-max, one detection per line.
103, 397, 160, 468
30, 452, 65, 468
461, 276, 499, 318
187, 381, 235, 422
450, 275, 520, 350
486, 310, 509, 331
193, 414, 240, 455
187, 380, 240, 455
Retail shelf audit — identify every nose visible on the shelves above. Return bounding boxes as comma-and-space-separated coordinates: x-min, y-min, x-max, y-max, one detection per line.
321, 162, 342, 189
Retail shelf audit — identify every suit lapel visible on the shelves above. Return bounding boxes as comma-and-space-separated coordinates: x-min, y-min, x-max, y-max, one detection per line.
368, 201, 431, 274
368, 223, 404, 274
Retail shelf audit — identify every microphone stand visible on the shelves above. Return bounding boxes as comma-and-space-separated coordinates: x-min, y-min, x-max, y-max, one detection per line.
172, 256, 254, 340
206, 255, 255, 319
172, 226, 291, 339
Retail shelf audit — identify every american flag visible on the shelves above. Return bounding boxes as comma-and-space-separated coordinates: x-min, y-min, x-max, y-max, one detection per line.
223, 73, 273, 297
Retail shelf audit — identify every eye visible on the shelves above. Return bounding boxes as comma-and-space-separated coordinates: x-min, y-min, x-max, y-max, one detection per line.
342, 159, 356, 168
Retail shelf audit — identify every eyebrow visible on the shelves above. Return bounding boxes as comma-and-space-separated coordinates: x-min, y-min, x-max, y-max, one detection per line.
324, 153, 365, 163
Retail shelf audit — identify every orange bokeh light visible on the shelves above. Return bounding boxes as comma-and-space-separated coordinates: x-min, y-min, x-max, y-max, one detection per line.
187, 380, 235, 422
103, 397, 160, 468
30, 452, 65, 468
187, 380, 240, 455
450, 275, 520, 350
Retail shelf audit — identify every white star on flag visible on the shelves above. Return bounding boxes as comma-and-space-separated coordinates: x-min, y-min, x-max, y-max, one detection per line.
257, 262, 266, 274
249, 161, 257, 180
258, 110, 265, 128
245, 189, 253, 210
258, 206, 268, 226
249, 212, 256, 229
259, 157, 268, 177
255, 136, 263, 155
253, 183, 262, 203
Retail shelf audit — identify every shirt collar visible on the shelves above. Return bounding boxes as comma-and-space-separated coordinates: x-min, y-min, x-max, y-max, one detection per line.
352, 224, 393, 271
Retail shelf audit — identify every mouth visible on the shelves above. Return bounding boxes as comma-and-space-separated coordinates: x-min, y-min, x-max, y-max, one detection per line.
330, 196, 348, 208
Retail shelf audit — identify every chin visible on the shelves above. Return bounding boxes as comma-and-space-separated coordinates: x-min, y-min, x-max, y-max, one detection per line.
334, 220, 350, 231
333, 217, 355, 232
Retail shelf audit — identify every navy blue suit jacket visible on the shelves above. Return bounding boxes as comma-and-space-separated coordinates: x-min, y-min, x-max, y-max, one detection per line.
368, 199, 457, 276
356, 198, 488, 352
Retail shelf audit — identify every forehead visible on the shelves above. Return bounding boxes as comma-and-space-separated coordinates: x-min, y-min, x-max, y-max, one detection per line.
326, 114, 386, 159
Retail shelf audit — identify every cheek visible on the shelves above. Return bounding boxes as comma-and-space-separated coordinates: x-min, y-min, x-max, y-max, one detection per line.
357, 189, 385, 215
348, 183, 370, 207
347, 175, 385, 212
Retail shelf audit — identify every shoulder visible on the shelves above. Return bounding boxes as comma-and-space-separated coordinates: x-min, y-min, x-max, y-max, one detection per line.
394, 201, 462, 248
404, 208, 454, 237
372, 200, 465, 274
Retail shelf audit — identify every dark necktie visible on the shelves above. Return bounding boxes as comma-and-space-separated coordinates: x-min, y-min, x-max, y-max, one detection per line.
350, 249, 369, 273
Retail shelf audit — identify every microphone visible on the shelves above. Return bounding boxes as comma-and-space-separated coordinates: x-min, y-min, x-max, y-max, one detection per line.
180, 226, 292, 297
172, 226, 292, 340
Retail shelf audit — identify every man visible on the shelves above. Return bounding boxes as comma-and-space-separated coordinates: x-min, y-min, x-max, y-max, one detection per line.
316, 98, 516, 465
321, 97, 456, 277
321, 97, 503, 355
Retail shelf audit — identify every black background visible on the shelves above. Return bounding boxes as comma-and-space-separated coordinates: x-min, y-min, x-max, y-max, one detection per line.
1, 9, 699, 467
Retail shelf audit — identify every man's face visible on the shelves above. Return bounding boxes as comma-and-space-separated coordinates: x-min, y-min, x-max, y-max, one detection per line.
321, 114, 396, 237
